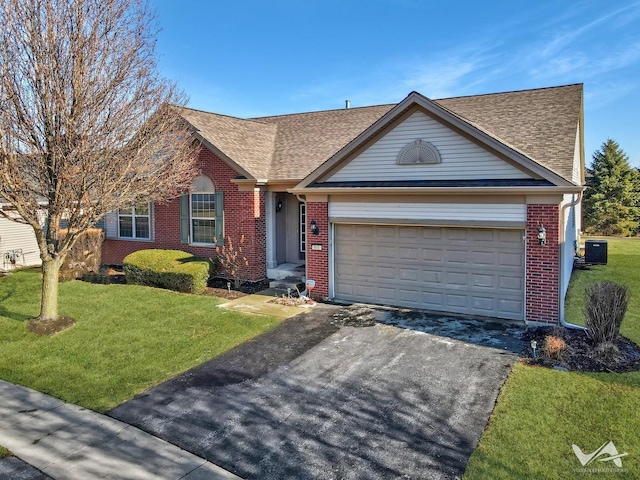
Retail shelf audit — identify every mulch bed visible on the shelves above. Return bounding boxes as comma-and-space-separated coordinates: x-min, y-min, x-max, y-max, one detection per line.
27, 316, 76, 335
205, 278, 271, 301
523, 326, 640, 373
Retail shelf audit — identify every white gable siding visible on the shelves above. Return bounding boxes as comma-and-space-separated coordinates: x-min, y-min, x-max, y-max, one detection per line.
572, 123, 581, 184
326, 111, 532, 182
0, 212, 42, 269
559, 194, 580, 321
104, 211, 118, 239
329, 201, 526, 223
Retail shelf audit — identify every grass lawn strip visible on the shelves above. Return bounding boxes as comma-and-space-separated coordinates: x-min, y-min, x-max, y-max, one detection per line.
0, 269, 280, 413
464, 237, 640, 479
0, 445, 9, 459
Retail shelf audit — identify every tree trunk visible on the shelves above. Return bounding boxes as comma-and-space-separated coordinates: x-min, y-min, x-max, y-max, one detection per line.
39, 257, 63, 321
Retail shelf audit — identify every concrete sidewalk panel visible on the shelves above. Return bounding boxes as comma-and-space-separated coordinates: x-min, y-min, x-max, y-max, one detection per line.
0, 380, 64, 422
41, 425, 212, 480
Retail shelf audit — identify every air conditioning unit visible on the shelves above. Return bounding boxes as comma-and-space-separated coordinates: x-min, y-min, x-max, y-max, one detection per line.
585, 240, 607, 265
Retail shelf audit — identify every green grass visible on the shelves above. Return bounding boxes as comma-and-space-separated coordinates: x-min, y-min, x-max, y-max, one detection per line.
0, 269, 280, 412
465, 237, 640, 479
0, 446, 9, 459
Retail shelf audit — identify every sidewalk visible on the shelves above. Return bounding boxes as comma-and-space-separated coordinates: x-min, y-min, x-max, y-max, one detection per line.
0, 380, 241, 480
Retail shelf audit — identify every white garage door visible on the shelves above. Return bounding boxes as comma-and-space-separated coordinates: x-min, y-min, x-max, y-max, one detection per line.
334, 224, 525, 320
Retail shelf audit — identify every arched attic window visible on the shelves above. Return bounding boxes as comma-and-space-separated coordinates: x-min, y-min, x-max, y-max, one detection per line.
179, 175, 224, 245
397, 139, 442, 165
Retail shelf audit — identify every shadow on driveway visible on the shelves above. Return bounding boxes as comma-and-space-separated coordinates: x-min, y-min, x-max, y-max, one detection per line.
110, 304, 519, 480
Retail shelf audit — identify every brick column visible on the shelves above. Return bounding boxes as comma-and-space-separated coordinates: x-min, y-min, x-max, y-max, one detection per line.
306, 201, 329, 297
526, 204, 560, 323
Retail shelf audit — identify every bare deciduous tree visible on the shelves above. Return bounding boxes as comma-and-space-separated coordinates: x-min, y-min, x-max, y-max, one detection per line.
0, 0, 198, 321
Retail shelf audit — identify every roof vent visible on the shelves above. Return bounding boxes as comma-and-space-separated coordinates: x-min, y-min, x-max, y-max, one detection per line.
397, 140, 442, 165
345, 100, 350, 109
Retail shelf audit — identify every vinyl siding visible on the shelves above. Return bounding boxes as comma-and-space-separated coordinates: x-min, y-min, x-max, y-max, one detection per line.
0, 212, 42, 268
104, 211, 118, 239
572, 123, 581, 184
326, 111, 531, 182
560, 194, 579, 319
329, 201, 526, 223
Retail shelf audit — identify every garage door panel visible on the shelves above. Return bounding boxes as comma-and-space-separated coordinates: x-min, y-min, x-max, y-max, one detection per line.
398, 247, 419, 260
377, 246, 397, 258
472, 273, 495, 288
467, 250, 494, 266
499, 252, 523, 267
421, 248, 444, 262
377, 266, 397, 279
399, 268, 419, 281
499, 298, 523, 315
334, 224, 524, 320
446, 272, 468, 287
499, 275, 523, 291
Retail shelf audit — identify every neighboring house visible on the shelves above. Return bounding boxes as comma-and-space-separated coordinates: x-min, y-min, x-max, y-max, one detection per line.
102, 84, 584, 324
0, 204, 42, 270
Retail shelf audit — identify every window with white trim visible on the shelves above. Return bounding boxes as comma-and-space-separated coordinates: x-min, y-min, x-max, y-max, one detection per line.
189, 175, 221, 245
118, 204, 151, 239
191, 193, 217, 244
299, 202, 306, 253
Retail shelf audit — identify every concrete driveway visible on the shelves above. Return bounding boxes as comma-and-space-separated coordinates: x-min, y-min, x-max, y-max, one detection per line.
110, 304, 522, 480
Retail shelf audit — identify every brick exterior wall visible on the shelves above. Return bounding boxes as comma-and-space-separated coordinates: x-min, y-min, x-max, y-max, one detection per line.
525, 204, 560, 323
102, 148, 266, 281
305, 202, 329, 297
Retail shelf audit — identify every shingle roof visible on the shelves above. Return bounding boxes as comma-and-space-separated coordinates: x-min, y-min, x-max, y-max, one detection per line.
435, 84, 583, 181
253, 105, 396, 180
179, 108, 277, 179
180, 84, 582, 183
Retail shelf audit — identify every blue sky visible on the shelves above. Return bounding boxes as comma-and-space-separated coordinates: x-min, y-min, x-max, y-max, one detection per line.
152, 0, 640, 168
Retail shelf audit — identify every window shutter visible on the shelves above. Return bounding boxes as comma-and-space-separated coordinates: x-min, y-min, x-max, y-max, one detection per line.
180, 195, 189, 244
215, 191, 224, 245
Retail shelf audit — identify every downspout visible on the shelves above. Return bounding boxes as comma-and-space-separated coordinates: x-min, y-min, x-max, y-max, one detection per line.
296, 194, 309, 294
559, 191, 585, 330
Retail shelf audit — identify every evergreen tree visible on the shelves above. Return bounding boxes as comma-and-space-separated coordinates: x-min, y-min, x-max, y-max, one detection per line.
583, 139, 640, 236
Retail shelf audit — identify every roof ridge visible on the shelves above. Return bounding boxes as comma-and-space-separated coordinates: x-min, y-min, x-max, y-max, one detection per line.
251, 103, 396, 121
434, 83, 583, 101
180, 106, 272, 126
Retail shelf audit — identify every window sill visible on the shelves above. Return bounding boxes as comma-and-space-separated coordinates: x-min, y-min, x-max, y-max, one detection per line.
190, 242, 218, 247
108, 237, 154, 242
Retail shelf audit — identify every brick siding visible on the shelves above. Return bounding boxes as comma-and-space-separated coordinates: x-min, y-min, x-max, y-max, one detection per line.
102, 148, 266, 281
525, 204, 560, 323
305, 202, 329, 297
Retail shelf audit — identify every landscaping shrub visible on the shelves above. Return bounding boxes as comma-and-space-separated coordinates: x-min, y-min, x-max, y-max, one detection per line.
214, 235, 249, 289
542, 335, 567, 359
59, 228, 104, 280
584, 281, 630, 345
123, 249, 210, 294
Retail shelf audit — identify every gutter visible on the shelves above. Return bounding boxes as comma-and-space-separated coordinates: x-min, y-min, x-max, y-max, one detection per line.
559, 191, 586, 330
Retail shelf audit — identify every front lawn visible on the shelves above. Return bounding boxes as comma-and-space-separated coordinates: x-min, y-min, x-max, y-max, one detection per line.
0, 269, 280, 412
465, 237, 640, 478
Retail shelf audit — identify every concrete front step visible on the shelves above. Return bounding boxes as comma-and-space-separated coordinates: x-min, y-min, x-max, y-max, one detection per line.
269, 277, 305, 294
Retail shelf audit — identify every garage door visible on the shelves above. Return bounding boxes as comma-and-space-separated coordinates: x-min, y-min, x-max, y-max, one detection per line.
334, 224, 524, 320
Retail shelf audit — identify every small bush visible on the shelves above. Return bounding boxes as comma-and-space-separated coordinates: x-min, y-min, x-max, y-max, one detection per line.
123, 249, 210, 294
59, 228, 104, 280
542, 335, 567, 359
214, 235, 249, 289
584, 281, 630, 345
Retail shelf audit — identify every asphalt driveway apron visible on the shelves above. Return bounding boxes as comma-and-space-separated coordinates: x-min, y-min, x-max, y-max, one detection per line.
110, 305, 522, 480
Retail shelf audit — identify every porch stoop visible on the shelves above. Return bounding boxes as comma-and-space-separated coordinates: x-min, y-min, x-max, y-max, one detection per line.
269, 276, 306, 295
267, 263, 305, 281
